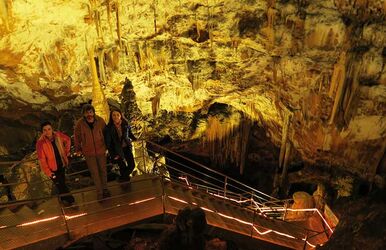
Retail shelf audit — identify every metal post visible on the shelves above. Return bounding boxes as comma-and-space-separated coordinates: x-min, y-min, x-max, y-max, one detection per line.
303, 231, 309, 250
141, 139, 147, 173
224, 177, 228, 196
58, 195, 71, 239
283, 200, 288, 221
161, 175, 166, 220
250, 209, 256, 238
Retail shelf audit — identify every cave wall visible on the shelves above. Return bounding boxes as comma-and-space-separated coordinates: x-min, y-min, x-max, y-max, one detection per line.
0, 0, 385, 181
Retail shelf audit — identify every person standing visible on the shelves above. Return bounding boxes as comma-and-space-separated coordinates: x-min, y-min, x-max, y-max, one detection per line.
74, 104, 110, 200
104, 108, 137, 183
36, 121, 75, 205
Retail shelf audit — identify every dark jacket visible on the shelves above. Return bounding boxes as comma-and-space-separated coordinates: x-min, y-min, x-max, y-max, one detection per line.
104, 120, 136, 159
74, 115, 106, 156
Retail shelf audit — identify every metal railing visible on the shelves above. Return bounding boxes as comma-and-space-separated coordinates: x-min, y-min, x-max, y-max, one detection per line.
0, 175, 328, 249
0, 140, 335, 238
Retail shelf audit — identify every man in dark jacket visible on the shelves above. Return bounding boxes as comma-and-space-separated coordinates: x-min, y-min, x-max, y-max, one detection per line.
74, 104, 110, 200
104, 108, 136, 183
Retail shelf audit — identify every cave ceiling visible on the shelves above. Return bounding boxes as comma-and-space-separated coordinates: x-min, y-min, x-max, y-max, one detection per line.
0, 0, 385, 179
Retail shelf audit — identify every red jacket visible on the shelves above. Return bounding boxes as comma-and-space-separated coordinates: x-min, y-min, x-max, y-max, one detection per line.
74, 116, 106, 156
36, 131, 71, 177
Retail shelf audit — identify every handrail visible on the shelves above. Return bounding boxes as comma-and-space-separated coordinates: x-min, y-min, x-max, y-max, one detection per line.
146, 140, 280, 201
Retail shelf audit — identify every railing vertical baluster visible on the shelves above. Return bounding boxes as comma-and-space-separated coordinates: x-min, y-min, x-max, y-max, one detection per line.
161, 175, 166, 221
58, 195, 71, 239
283, 200, 288, 221
224, 177, 228, 197
250, 209, 256, 238
303, 231, 309, 250
141, 140, 147, 173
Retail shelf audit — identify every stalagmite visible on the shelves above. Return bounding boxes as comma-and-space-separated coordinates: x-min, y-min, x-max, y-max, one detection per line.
89, 46, 110, 122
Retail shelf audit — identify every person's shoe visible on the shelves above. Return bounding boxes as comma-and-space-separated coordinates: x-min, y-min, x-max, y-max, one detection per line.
97, 193, 104, 202
102, 189, 111, 198
61, 199, 74, 207
118, 176, 130, 183
121, 183, 131, 191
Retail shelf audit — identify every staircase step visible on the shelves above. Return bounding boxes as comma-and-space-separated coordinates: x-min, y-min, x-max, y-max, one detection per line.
34, 198, 62, 218
14, 205, 38, 222
0, 208, 17, 228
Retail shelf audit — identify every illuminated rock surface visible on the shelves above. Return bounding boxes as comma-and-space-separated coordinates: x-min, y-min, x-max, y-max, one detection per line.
0, 0, 385, 202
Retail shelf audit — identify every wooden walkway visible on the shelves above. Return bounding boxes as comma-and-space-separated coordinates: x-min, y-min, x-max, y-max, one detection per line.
0, 174, 327, 250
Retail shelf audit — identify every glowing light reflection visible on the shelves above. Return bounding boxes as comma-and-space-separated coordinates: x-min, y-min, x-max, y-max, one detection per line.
65, 213, 87, 220
210, 192, 334, 234
128, 197, 156, 205
17, 216, 60, 227
167, 195, 322, 248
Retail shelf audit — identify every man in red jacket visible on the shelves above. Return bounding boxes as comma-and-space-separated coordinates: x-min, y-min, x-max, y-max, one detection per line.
36, 121, 75, 206
74, 104, 110, 201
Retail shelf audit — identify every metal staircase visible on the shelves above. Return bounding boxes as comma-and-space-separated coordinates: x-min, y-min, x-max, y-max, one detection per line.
0, 140, 335, 249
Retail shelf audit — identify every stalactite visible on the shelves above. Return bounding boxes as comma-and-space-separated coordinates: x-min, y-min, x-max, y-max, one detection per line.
279, 111, 291, 168
267, 7, 276, 46
272, 56, 280, 84
279, 142, 291, 189
97, 48, 107, 84
206, 0, 213, 48
329, 52, 351, 125
41, 53, 62, 81
204, 116, 238, 167
151, 91, 161, 118
0, 0, 12, 32
328, 52, 347, 98
106, 0, 114, 37
239, 119, 251, 175
341, 57, 360, 124
152, 0, 157, 33
115, 0, 122, 48
138, 43, 147, 70
203, 115, 253, 173
90, 0, 104, 43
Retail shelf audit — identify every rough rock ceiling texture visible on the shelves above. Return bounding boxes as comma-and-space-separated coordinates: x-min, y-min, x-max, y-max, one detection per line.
0, 0, 385, 180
